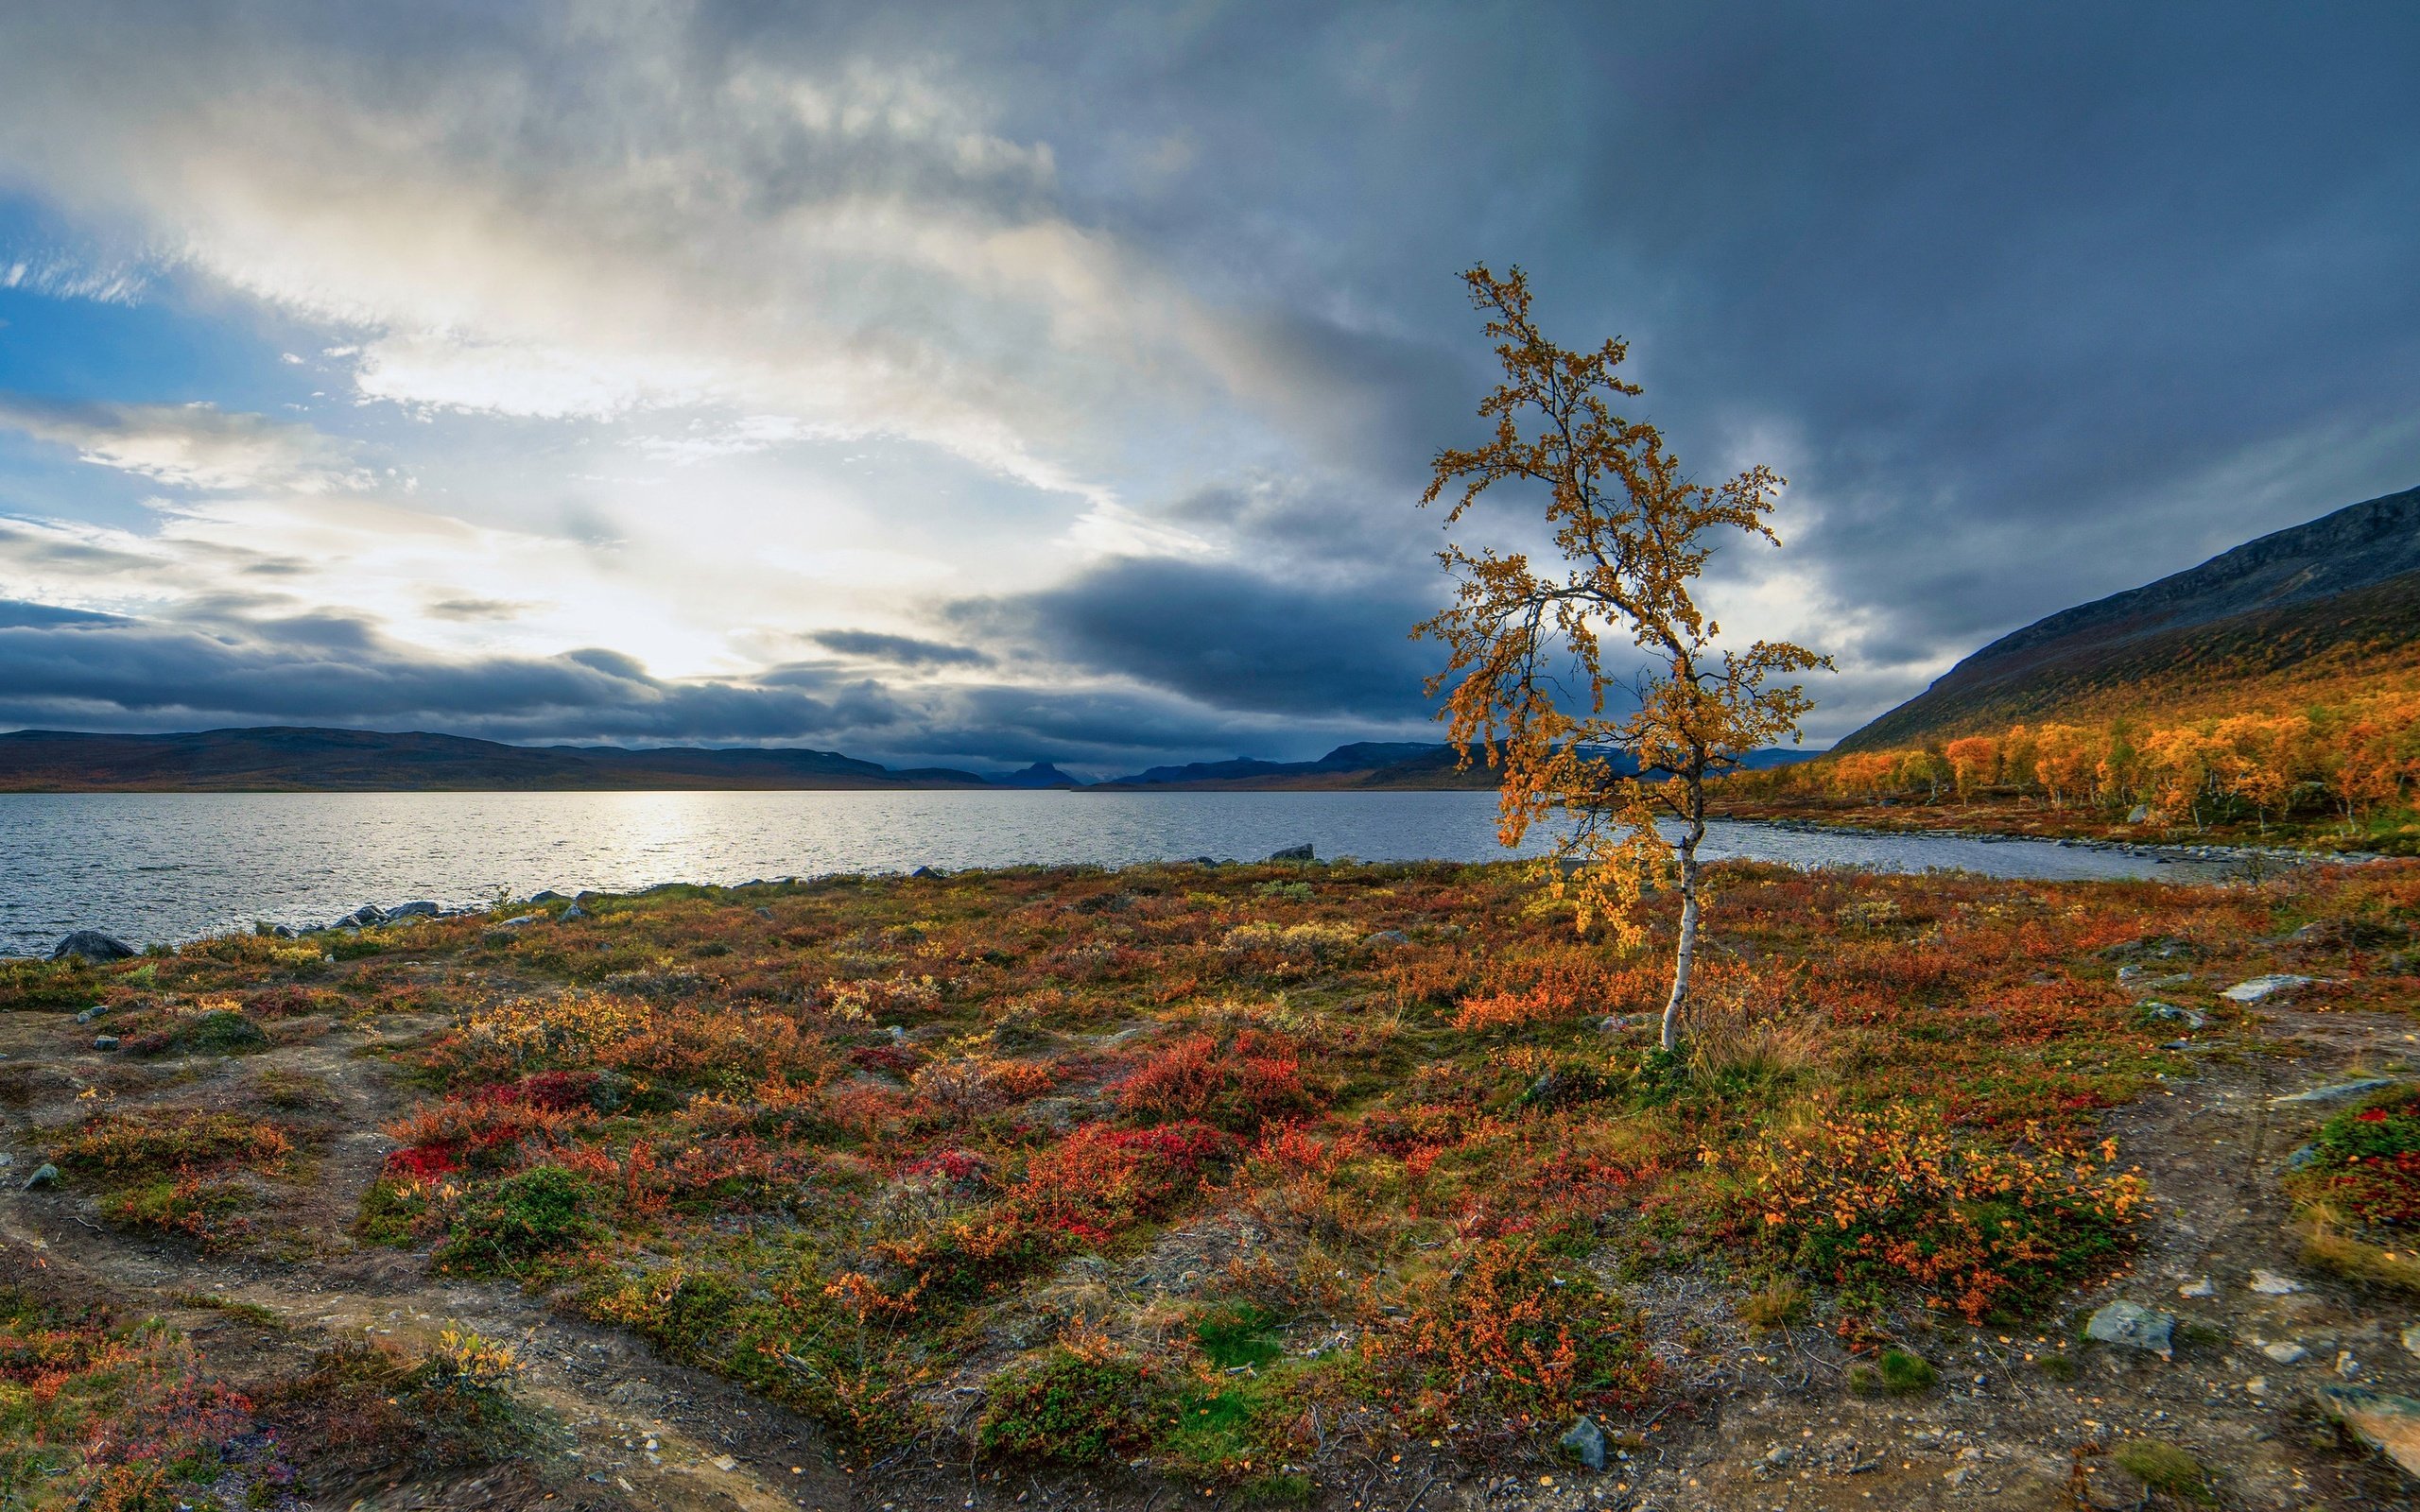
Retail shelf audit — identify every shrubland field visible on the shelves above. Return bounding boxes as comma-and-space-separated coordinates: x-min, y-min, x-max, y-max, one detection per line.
4, 856, 2420, 1508
1717, 684, 2420, 855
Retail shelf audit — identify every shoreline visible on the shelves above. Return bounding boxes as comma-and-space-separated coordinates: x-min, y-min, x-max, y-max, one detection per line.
6, 815, 2353, 961
1720, 812, 2388, 868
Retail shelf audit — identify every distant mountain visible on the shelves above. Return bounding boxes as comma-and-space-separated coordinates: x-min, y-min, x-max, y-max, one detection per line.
0, 727, 992, 792
1099, 742, 1490, 790
989, 762, 1086, 789
1100, 740, 1819, 790
1836, 483, 2420, 752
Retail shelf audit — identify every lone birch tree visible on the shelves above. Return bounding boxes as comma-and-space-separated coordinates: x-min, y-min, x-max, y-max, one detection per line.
1417, 266, 1828, 1052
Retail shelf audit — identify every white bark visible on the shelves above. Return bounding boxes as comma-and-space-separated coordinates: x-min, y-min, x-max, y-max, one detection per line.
1660, 831, 1702, 1053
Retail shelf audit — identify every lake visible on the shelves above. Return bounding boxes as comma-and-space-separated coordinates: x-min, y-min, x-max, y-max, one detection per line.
0, 789, 2233, 954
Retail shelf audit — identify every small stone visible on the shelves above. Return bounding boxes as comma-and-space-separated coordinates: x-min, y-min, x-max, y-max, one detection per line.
711, 1454, 737, 1472
2315, 1384, 2420, 1477
2126, 804, 2151, 824
2245, 1376, 2270, 1399
2261, 1341, 2309, 1365
2249, 1268, 2305, 1295
2178, 1277, 2217, 1298
73, 1004, 107, 1024
1364, 929, 1410, 947
2084, 1300, 2174, 1359
2141, 1003, 2207, 1028
22, 1163, 59, 1191
2403, 1324, 2420, 1359
2220, 973, 2312, 1003
497, 913, 544, 928
2285, 1144, 2322, 1170
92, 1035, 119, 1051
2273, 1077, 2397, 1106
562, 903, 590, 920
1559, 1416, 1608, 1471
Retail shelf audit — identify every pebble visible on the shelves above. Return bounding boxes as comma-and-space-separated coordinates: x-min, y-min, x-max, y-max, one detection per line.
2261, 1342, 2309, 1365
2404, 1324, 2420, 1359
2178, 1277, 2217, 1298
2249, 1269, 2305, 1295
93, 1035, 119, 1051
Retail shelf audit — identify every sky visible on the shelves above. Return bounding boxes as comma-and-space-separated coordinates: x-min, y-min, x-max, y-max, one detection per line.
0, 2, 2413, 777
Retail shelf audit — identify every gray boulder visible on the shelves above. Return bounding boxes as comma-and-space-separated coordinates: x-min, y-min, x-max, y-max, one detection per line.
2126, 804, 2151, 824
22, 1163, 59, 1191
49, 930, 135, 964
389, 901, 441, 919
72, 1005, 107, 1024
2083, 1300, 2174, 1360
1266, 842, 1315, 863
2315, 1384, 2420, 1477
1364, 929, 1410, 947
2141, 1003, 2207, 1029
528, 889, 568, 903
2221, 973, 2312, 1003
562, 902, 590, 920
92, 1035, 119, 1052
1558, 1416, 1608, 1471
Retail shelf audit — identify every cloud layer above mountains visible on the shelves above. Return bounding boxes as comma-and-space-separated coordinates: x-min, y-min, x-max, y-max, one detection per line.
0, 2, 2413, 771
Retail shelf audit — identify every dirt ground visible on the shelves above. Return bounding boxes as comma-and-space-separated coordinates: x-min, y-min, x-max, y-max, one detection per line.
3, 972, 2415, 1510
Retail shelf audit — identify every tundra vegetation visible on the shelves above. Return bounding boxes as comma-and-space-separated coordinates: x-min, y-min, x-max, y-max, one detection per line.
5, 855, 2419, 1503
1720, 691, 2420, 853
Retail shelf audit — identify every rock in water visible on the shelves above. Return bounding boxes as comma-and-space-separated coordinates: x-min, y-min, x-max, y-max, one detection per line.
2221, 973, 2312, 1003
2315, 1385, 2420, 1477
2084, 1301, 2174, 1359
1266, 842, 1315, 863
1559, 1416, 1608, 1471
49, 930, 135, 963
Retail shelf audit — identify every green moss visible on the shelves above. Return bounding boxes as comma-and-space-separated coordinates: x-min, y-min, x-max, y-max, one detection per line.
1192, 1303, 1285, 1370
2112, 1439, 2210, 1502
1847, 1349, 1936, 1396
434, 1164, 606, 1275
977, 1350, 1168, 1465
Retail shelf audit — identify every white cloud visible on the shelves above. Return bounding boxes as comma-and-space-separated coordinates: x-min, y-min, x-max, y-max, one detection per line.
0, 396, 377, 493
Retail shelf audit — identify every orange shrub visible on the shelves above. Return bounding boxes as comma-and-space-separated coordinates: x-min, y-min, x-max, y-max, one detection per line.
1117, 1029, 1318, 1131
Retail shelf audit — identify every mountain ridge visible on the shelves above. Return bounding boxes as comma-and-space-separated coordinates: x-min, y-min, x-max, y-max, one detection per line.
1836, 483, 2420, 751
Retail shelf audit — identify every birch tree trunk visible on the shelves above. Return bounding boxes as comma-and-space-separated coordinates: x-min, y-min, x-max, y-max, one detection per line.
1660, 825, 1703, 1053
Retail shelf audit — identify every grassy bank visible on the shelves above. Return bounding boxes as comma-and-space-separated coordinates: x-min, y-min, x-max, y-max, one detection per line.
7, 857, 2420, 1504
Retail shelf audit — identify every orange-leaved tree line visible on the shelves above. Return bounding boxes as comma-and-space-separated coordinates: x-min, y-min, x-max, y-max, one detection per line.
1417, 265, 1828, 1051
1741, 694, 2420, 833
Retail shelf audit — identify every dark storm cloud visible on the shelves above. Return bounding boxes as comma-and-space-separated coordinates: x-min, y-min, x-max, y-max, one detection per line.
808, 629, 994, 668
0, 609, 903, 743
953, 555, 1444, 721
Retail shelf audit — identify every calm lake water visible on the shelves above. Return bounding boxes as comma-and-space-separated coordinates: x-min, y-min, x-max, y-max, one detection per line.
0, 789, 2229, 955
